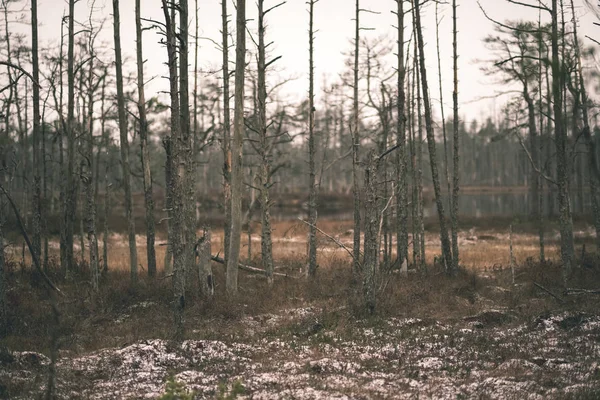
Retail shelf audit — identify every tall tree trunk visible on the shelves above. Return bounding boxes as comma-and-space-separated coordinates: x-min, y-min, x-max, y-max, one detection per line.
435, 0, 451, 210
84, 49, 99, 291
31, 0, 42, 263
450, 0, 460, 273
307, 0, 318, 279
363, 151, 380, 314
136, 0, 157, 278
352, 0, 361, 279
569, 0, 600, 251
226, 0, 246, 295
63, 0, 76, 278
414, 0, 453, 272
221, 0, 232, 269
257, 0, 274, 286
415, 44, 425, 269
551, 0, 574, 282
112, 0, 138, 284
524, 83, 540, 218
178, 0, 195, 311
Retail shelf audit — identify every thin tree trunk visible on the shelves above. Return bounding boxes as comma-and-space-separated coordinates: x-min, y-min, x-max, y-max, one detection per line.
226, 0, 246, 295
63, 0, 76, 278
221, 0, 232, 269
414, 0, 453, 272
450, 0, 460, 274
351, 0, 361, 279
551, 0, 574, 282
136, 0, 157, 278
415, 46, 425, 269
257, 0, 274, 286
307, 0, 318, 279
84, 47, 99, 291
435, 0, 451, 211
112, 0, 138, 284
31, 0, 42, 263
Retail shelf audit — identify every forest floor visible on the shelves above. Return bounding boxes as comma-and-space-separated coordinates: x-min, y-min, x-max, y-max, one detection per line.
1, 219, 600, 399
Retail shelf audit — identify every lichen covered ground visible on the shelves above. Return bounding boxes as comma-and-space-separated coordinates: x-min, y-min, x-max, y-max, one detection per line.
2, 305, 600, 399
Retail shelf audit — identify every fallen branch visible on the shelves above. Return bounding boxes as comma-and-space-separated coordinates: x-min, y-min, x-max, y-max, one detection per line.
297, 218, 362, 265
533, 282, 564, 303
210, 255, 296, 279
564, 288, 600, 295
0, 184, 63, 295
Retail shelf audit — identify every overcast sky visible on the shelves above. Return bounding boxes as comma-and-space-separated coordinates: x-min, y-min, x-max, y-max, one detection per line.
11, 0, 600, 123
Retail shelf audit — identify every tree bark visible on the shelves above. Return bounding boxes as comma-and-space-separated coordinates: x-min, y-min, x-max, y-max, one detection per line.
31, 0, 42, 264
84, 37, 99, 291
351, 0, 361, 279
257, 0, 274, 286
63, 0, 76, 278
451, 0, 460, 273
226, 0, 246, 295
414, 0, 453, 272
221, 0, 232, 269
551, 0, 574, 282
136, 0, 157, 278
307, 0, 318, 279
112, 0, 138, 284
363, 151, 380, 314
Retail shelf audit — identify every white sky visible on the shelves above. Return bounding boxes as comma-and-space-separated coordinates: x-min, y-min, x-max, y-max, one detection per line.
15, 0, 600, 123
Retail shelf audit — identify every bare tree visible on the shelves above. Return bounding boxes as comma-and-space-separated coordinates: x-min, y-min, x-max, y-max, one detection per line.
395, 0, 408, 269
62, 0, 76, 278
221, 0, 232, 269
351, 0, 361, 279
83, 17, 101, 291
226, 0, 247, 295
413, 0, 453, 272
307, 0, 318, 278
135, 0, 157, 278
31, 0, 42, 263
450, 0, 460, 273
551, 0, 574, 281
112, 0, 138, 283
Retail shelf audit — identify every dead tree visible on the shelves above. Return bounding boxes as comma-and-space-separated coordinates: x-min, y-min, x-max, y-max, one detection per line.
414, 0, 453, 272
395, 0, 409, 268
450, 0, 460, 273
136, 0, 157, 278
112, 0, 138, 283
351, 0, 361, 279
63, 0, 76, 278
551, 0, 575, 281
307, 0, 318, 278
31, 0, 42, 262
226, 0, 246, 295
221, 0, 232, 269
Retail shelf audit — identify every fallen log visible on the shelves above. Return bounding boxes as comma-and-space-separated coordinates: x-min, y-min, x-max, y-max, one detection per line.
564, 288, 600, 295
210, 255, 296, 279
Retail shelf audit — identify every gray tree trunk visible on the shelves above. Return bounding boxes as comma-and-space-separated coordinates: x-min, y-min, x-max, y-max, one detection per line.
257, 0, 274, 286
226, 0, 246, 295
112, 0, 138, 284
450, 0, 460, 273
84, 39, 99, 291
551, 0, 574, 282
136, 0, 157, 278
414, 0, 453, 272
351, 0, 361, 279
31, 0, 42, 264
197, 229, 214, 297
307, 0, 318, 279
221, 0, 232, 269
363, 151, 380, 314
63, 0, 76, 278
